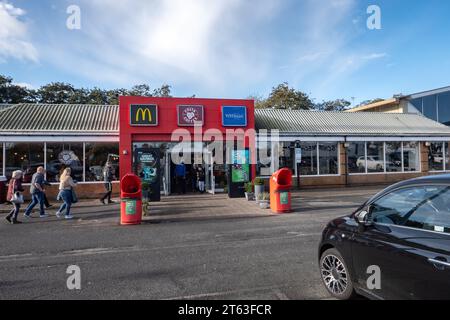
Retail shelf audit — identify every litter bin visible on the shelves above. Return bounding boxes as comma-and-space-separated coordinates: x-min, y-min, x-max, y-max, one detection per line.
120, 174, 142, 225
270, 168, 293, 213
0, 176, 7, 204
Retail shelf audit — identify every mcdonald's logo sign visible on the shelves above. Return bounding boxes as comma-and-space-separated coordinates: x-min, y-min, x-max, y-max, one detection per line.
130, 104, 158, 126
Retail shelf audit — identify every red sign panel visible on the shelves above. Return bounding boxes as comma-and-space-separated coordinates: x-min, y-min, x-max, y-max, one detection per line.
177, 105, 204, 126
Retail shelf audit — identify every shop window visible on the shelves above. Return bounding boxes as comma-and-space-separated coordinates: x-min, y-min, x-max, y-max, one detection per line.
403, 142, 420, 172
347, 142, 366, 174
385, 142, 402, 172
46, 143, 83, 182
428, 142, 444, 171
257, 141, 272, 176
85, 143, 119, 182
366, 142, 384, 173
5, 143, 44, 183
299, 142, 317, 176
0, 143, 3, 176
279, 142, 294, 172
319, 142, 338, 175
423, 95, 438, 121
438, 92, 450, 126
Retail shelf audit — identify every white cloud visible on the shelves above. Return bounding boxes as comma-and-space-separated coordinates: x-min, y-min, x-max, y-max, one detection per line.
0, 1, 38, 62
39, 0, 282, 94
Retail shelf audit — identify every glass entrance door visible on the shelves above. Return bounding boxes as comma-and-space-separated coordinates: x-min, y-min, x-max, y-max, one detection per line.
162, 151, 171, 196
205, 151, 215, 194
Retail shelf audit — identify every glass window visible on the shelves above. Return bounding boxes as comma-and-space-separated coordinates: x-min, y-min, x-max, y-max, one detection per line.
257, 141, 272, 176
429, 142, 444, 171
444, 142, 450, 171
299, 142, 317, 176
423, 95, 438, 121
319, 142, 338, 175
385, 142, 402, 172
46, 143, 83, 182
402, 186, 450, 234
438, 92, 450, 126
410, 98, 423, 112
0, 143, 3, 176
371, 185, 450, 233
85, 143, 119, 181
279, 142, 293, 171
371, 187, 430, 225
366, 142, 384, 173
403, 142, 420, 172
347, 142, 366, 174
5, 143, 44, 183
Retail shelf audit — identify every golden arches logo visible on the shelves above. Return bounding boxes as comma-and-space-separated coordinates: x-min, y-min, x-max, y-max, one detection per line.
136, 108, 152, 122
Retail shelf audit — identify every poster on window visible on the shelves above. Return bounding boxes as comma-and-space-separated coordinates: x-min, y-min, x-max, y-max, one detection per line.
231, 150, 250, 183
134, 148, 161, 201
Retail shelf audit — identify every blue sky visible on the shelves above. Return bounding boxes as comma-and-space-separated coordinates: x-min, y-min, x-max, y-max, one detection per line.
1, 0, 450, 105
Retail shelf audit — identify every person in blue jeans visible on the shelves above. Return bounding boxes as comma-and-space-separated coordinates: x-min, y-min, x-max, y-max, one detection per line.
56, 168, 77, 219
24, 166, 48, 219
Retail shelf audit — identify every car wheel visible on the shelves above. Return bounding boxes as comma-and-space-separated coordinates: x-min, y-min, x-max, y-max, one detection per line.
320, 248, 356, 300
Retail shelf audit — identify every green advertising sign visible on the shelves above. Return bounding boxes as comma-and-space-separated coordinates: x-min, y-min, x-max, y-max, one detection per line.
231, 150, 250, 183
125, 199, 137, 215
280, 192, 289, 205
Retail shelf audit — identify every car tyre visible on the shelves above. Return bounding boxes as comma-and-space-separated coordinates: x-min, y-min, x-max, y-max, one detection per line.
320, 248, 356, 300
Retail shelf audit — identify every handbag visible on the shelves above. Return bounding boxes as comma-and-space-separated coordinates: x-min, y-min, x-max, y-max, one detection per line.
11, 191, 24, 204
71, 188, 78, 204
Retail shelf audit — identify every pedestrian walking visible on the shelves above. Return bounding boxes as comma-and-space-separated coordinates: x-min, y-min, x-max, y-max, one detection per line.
24, 166, 48, 219
197, 166, 206, 193
56, 168, 77, 220
100, 161, 115, 204
5, 170, 25, 224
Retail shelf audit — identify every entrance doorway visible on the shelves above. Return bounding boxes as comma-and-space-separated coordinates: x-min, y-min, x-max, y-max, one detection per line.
133, 142, 227, 196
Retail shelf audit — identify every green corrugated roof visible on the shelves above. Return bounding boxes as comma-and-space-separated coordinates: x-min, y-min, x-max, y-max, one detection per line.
255, 108, 450, 136
0, 104, 119, 134
0, 104, 449, 137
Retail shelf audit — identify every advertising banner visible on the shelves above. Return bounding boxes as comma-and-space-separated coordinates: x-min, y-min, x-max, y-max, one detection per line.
134, 148, 161, 202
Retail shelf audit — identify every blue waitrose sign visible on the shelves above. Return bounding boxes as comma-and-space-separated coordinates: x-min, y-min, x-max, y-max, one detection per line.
222, 106, 247, 127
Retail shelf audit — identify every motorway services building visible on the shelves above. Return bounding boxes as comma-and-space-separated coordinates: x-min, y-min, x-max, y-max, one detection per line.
1, 97, 450, 199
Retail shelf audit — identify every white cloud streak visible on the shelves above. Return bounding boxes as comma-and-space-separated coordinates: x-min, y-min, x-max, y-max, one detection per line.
0, 1, 38, 63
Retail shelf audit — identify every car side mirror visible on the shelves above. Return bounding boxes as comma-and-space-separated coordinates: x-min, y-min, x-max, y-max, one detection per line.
355, 206, 373, 227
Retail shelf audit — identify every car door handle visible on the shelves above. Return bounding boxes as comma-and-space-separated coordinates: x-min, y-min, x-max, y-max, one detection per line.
428, 258, 450, 269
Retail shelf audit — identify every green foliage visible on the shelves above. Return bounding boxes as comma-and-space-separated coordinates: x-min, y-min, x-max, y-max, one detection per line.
244, 182, 253, 193
255, 82, 314, 110
315, 99, 352, 112
0, 74, 174, 105
254, 177, 265, 186
258, 192, 270, 201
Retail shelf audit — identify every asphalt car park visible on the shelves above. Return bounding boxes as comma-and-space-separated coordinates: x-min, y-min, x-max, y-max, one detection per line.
0, 186, 380, 300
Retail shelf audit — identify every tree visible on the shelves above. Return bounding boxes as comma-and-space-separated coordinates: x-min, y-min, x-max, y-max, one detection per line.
37, 82, 77, 104
0, 75, 35, 103
356, 98, 384, 107
257, 82, 314, 110
152, 84, 172, 97
315, 99, 352, 112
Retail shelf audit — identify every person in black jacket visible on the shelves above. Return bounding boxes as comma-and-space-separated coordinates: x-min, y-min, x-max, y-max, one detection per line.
100, 162, 115, 204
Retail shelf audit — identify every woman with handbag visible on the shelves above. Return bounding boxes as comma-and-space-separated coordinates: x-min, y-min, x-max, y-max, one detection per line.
56, 168, 77, 220
6, 170, 25, 224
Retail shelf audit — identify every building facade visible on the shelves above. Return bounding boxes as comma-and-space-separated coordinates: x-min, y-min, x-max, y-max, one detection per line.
2, 101, 450, 200
348, 86, 450, 126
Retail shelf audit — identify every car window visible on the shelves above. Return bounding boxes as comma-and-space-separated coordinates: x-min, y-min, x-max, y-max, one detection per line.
371, 185, 450, 234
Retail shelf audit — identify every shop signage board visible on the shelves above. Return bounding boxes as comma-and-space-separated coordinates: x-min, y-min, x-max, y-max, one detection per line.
231, 150, 250, 183
222, 106, 247, 127
130, 104, 158, 126
134, 148, 161, 202
177, 105, 204, 126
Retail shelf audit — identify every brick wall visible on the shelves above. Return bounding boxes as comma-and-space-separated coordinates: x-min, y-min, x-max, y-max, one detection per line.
20, 182, 120, 201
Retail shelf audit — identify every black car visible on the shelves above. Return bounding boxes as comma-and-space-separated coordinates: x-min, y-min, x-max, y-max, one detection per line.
318, 174, 450, 300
